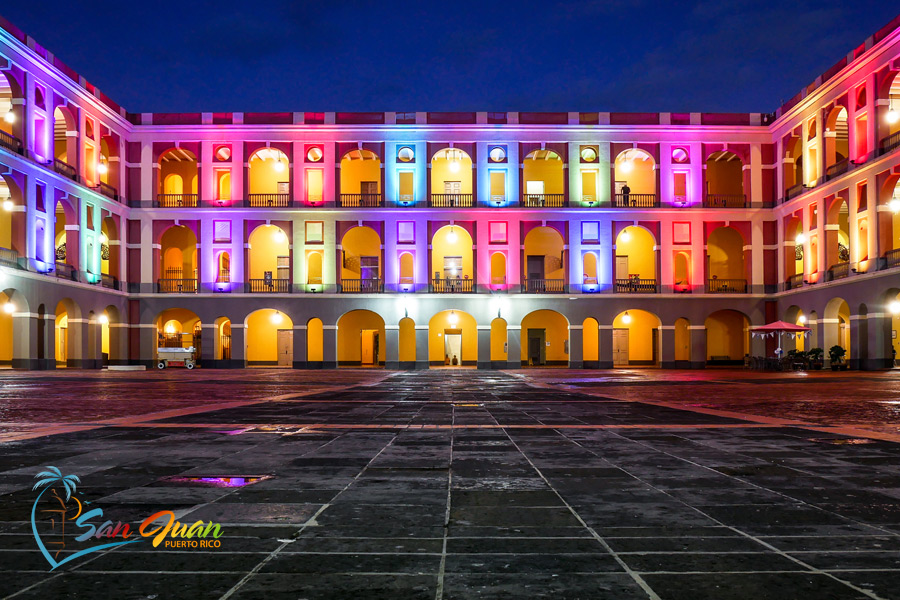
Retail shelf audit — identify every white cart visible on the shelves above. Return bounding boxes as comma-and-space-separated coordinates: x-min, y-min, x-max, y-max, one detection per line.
156, 346, 196, 369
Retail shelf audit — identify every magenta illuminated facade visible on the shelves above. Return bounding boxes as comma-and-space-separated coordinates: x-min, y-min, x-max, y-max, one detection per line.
0, 14, 899, 370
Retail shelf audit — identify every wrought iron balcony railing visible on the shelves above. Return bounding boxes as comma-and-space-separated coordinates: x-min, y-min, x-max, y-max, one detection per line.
96, 182, 119, 201
0, 247, 19, 268
157, 278, 198, 293
338, 194, 383, 207
156, 194, 198, 208
614, 278, 658, 293
431, 278, 474, 293
880, 131, 900, 156
248, 278, 291, 293
53, 159, 77, 181
703, 194, 747, 208
429, 194, 473, 207
340, 278, 384, 293
612, 193, 659, 208
706, 278, 747, 293
247, 193, 291, 207
521, 194, 566, 208
885, 248, 900, 270
786, 273, 804, 290
827, 262, 850, 281
825, 158, 850, 180
522, 278, 566, 293
0, 130, 23, 155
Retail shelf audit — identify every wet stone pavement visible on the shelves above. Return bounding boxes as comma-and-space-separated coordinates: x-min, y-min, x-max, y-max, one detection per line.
3, 370, 900, 598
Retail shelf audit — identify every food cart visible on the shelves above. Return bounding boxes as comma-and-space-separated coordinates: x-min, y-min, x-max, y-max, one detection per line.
156, 346, 197, 369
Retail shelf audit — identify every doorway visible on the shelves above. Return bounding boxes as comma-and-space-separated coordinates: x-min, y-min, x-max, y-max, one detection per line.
613, 329, 629, 366
361, 329, 379, 365
444, 330, 462, 366
276, 329, 293, 367
615, 256, 628, 280
527, 329, 546, 366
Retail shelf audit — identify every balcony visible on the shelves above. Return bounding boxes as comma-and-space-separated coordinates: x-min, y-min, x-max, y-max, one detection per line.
53, 159, 77, 181
614, 278, 657, 293
338, 194, 383, 208
248, 278, 291, 293
0, 130, 23, 155
785, 183, 805, 201
96, 182, 119, 201
340, 278, 384, 293
612, 193, 659, 208
247, 193, 291, 207
825, 158, 850, 181
54, 261, 77, 281
431, 278, 474, 293
827, 262, 850, 281
100, 273, 119, 290
880, 131, 900, 156
522, 278, 566, 293
156, 194, 198, 208
429, 194, 473, 208
786, 273, 804, 290
157, 278, 198, 293
885, 248, 900, 270
0, 247, 19, 269
521, 194, 566, 208
703, 194, 747, 209
706, 278, 748, 293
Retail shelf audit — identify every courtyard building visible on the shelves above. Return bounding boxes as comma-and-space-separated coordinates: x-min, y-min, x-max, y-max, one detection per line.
1, 15, 900, 370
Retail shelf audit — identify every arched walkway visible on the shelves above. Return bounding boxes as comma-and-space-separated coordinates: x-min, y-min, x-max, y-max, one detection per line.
246, 309, 293, 367
521, 310, 568, 367
612, 310, 660, 367
338, 310, 385, 367
705, 310, 750, 365
429, 310, 476, 367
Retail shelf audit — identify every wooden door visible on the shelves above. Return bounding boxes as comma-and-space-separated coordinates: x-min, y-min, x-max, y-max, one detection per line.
613, 329, 629, 366
276, 329, 293, 366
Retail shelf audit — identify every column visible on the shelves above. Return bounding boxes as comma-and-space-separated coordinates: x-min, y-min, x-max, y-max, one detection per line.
660, 325, 676, 369
750, 217, 764, 293
598, 325, 613, 369
11, 311, 37, 370
568, 325, 583, 369
506, 325, 521, 369
229, 324, 245, 366
849, 314, 865, 370
385, 325, 400, 370
477, 326, 491, 369
323, 324, 337, 368
293, 324, 307, 369
200, 324, 216, 366
415, 326, 429, 370
690, 326, 706, 369
866, 311, 891, 370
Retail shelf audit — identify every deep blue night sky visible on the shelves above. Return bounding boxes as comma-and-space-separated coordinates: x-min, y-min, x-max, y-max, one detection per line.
2, 1, 897, 114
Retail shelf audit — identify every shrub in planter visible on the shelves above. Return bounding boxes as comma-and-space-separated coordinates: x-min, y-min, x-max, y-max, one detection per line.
828, 345, 846, 370
807, 347, 824, 369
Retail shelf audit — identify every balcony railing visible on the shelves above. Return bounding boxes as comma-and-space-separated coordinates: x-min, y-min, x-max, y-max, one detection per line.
825, 158, 850, 180
521, 194, 566, 208
0, 130, 23, 155
0, 247, 19, 268
885, 248, 900, 270
55, 261, 77, 281
96, 182, 118, 201
614, 278, 658, 293
880, 131, 900, 156
156, 194, 198, 208
431, 278, 474, 293
248, 278, 291, 293
706, 278, 747, 293
703, 194, 747, 208
523, 278, 566, 293
338, 194, 383, 207
612, 193, 659, 208
786, 273, 804, 290
157, 278, 198, 293
247, 193, 291, 207
429, 194, 474, 208
827, 262, 850, 281
340, 278, 384, 293
100, 273, 119, 290
785, 183, 805, 200
53, 159, 77, 181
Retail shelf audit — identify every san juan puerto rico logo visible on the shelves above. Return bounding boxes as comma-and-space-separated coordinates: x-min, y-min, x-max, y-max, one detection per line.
30, 466, 225, 571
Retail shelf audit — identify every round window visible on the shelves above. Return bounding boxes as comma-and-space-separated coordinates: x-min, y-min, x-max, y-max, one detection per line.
306, 147, 323, 162
580, 147, 597, 162
215, 146, 231, 161
489, 146, 506, 162
672, 147, 689, 163
397, 146, 414, 162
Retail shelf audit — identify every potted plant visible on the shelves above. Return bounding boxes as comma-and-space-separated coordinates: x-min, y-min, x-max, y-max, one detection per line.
807, 347, 824, 370
828, 345, 847, 371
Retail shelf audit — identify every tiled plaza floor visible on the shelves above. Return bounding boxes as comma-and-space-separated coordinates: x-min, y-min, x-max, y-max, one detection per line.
3, 369, 900, 598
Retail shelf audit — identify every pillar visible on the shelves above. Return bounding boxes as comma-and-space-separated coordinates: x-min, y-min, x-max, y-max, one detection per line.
11, 312, 37, 370
660, 325, 676, 369
323, 324, 337, 368
849, 314, 865, 370
690, 326, 706, 368
506, 325, 521, 369
477, 326, 491, 369
415, 326, 429, 370
865, 311, 892, 370
598, 325, 613, 369
200, 323, 216, 366
567, 325, 583, 369
385, 325, 400, 370
229, 324, 245, 366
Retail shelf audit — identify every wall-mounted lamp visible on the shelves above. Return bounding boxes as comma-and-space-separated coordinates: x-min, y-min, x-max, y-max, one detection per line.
622, 311, 632, 324
619, 227, 631, 243
270, 311, 284, 325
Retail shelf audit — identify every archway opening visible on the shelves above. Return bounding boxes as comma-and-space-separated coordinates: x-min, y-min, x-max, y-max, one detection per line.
430, 148, 473, 207
784, 217, 804, 286
307, 318, 324, 364
490, 252, 507, 290
338, 310, 385, 367
431, 225, 474, 292
615, 226, 656, 292
53, 106, 77, 173
784, 306, 807, 353
783, 137, 803, 196
674, 317, 691, 364
340, 149, 381, 206
825, 106, 849, 171
307, 250, 323, 290
399, 251, 415, 291
55, 299, 82, 367
490, 317, 508, 365
612, 309, 660, 367
399, 317, 416, 366
248, 148, 290, 206
158, 148, 198, 206
248, 224, 290, 292
614, 148, 656, 206
159, 225, 198, 292
826, 197, 850, 278
429, 309, 476, 367
707, 226, 747, 293
215, 317, 232, 361
521, 310, 568, 367
0, 290, 14, 366
523, 226, 565, 292
583, 317, 599, 365
341, 226, 382, 293
705, 310, 749, 365
156, 309, 201, 362
824, 298, 851, 364
246, 309, 294, 367
673, 250, 690, 292
582, 252, 598, 291
0, 175, 25, 260
705, 150, 744, 206
522, 149, 564, 207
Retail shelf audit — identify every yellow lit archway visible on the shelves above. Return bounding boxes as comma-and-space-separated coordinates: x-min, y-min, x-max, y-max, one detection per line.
429, 309, 476, 367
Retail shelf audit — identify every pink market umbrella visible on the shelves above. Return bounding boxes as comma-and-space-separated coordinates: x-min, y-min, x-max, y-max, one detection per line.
750, 321, 811, 356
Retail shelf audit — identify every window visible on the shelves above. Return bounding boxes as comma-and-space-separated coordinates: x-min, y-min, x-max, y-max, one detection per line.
214, 220, 231, 242
443, 256, 462, 278
398, 221, 415, 243
86, 205, 95, 230
306, 146, 323, 162
306, 169, 323, 204
489, 221, 507, 243
305, 221, 324, 243
397, 146, 415, 162
489, 146, 506, 162
672, 147, 689, 163
580, 146, 598, 162
673, 172, 688, 204
398, 171, 414, 204
673, 222, 691, 244
214, 146, 231, 161
489, 171, 505, 204
581, 222, 599, 243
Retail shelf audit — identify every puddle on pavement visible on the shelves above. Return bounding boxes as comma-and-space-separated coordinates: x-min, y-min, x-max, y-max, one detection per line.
159, 475, 273, 487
